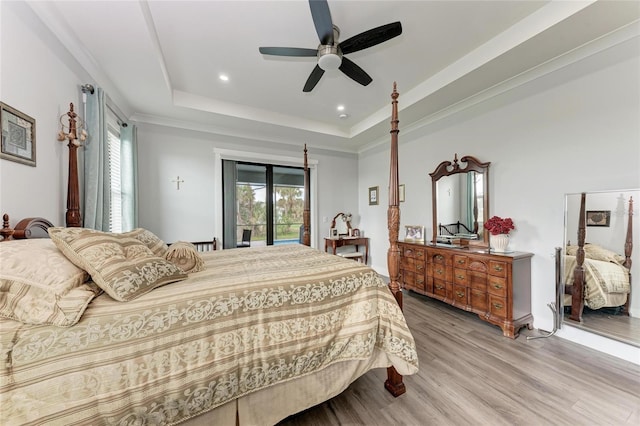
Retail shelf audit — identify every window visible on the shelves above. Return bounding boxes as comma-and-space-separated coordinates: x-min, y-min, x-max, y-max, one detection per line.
223, 161, 306, 247
107, 111, 122, 232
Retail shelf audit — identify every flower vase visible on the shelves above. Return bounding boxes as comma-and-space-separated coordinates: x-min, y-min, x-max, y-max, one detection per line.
491, 234, 510, 253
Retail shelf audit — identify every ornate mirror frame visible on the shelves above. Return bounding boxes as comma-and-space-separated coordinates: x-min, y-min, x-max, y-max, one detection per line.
330, 212, 352, 236
429, 154, 491, 247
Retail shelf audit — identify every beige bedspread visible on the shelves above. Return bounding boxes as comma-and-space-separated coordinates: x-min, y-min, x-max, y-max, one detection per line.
564, 255, 630, 309
0, 244, 418, 425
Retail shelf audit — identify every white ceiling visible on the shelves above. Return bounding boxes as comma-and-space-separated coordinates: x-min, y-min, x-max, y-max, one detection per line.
28, 0, 640, 153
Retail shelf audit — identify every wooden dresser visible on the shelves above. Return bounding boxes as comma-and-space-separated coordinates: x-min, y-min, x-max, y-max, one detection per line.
399, 241, 533, 338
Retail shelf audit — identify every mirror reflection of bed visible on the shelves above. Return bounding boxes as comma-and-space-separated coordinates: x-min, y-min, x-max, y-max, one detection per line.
563, 190, 639, 347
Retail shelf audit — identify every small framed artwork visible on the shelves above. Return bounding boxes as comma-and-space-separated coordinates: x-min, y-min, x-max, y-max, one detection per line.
1, 102, 36, 167
330, 228, 338, 238
352, 228, 360, 237
404, 225, 424, 243
586, 210, 611, 227
369, 186, 379, 205
399, 184, 405, 202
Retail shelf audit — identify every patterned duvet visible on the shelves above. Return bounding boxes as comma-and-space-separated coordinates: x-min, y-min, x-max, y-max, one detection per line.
564, 255, 630, 309
0, 244, 418, 425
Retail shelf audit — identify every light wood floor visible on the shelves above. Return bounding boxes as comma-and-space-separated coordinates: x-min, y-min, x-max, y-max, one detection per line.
279, 291, 640, 426
564, 307, 640, 348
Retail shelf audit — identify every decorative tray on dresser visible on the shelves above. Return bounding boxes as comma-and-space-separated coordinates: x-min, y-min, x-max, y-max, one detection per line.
399, 241, 533, 338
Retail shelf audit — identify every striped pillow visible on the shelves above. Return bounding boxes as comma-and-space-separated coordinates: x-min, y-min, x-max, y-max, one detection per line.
0, 239, 101, 326
124, 228, 169, 257
48, 227, 187, 302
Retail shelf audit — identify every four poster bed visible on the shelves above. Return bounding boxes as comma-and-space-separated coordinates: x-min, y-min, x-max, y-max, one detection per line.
0, 85, 416, 425
564, 193, 633, 322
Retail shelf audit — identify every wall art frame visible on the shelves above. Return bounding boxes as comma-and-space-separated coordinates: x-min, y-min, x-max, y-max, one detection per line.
586, 210, 611, 227
0, 102, 36, 167
369, 186, 379, 205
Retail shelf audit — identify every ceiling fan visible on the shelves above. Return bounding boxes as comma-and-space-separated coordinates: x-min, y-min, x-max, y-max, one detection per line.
258, 0, 402, 92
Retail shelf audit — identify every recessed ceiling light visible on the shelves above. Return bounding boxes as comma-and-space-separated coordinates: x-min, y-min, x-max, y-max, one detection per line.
339, 113, 349, 119
337, 105, 345, 111
219, 74, 229, 82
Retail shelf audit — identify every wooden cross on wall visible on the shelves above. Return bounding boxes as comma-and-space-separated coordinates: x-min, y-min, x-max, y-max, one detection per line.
172, 176, 184, 190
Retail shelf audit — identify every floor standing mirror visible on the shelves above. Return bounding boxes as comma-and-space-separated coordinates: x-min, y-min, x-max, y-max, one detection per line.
562, 189, 639, 347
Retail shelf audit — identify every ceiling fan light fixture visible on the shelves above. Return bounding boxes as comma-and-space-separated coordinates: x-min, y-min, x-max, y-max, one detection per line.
317, 45, 342, 71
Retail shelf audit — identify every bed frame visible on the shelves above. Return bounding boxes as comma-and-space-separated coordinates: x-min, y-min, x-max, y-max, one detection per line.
0, 85, 407, 406
566, 192, 634, 322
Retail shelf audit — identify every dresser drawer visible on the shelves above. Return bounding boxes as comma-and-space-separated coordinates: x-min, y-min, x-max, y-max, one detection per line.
433, 280, 448, 298
488, 276, 507, 297
489, 260, 507, 277
468, 271, 487, 292
415, 261, 426, 274
402, 270, 415, 288
453, 284, 468, 305
414, 248, 426, 262
489, 295, 508, 319
431, 252, 450, 265
415, 274, 426, 292
430, 263, 452, 281
453, 255, 468, 268
470, 289, 488, 312
453, 268, 468, 285
401, 256, 415, 271
400, 245, 416, 258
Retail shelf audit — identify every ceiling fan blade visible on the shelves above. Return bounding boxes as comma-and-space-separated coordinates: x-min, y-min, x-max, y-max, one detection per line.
309, 0, 334, 45
340, 22, 402, 55
303, 64, 325, 92
339, 57, 372, 87
259, 47, 318, 57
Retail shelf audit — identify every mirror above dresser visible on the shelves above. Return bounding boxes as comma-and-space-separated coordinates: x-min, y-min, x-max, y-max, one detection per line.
429, 154, 490, 248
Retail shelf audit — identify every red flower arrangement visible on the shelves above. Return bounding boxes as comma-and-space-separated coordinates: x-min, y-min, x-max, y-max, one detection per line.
484, 216, 515, 235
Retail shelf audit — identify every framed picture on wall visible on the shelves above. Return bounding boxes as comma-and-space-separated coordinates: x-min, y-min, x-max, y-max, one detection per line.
0, 102, 36, 167
369, 186, 379, 205
586, 210, 611, 227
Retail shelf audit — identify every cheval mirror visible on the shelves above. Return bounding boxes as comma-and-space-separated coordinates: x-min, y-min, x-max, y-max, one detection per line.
562, 189, 638, 347
430, 154, 490, 247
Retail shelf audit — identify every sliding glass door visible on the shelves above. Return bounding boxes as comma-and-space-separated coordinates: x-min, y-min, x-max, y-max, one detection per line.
222, 160, 305, 248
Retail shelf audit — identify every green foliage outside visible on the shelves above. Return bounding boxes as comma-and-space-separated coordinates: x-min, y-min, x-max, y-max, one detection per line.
236, 184, 304, 242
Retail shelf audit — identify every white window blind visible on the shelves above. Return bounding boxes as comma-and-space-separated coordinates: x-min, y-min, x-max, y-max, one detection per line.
107, 118, 122, 233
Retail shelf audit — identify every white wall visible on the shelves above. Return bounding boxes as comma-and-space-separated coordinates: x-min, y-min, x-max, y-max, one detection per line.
136, 123, 359, 248
0, 1, 90, 225
359, 34, 639, 362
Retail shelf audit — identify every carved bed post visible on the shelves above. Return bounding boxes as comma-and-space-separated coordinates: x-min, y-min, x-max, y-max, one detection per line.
65, 103, 82, 227
622, 196, 633, 315
570, 192, 586, 322
385, 82, 406, 397
302, 144, 311, 246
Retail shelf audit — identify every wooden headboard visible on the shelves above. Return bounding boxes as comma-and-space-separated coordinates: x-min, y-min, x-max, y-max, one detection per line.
0, 214, 54, 241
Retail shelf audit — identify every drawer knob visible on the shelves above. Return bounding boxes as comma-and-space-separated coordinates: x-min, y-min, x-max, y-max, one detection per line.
436, 269, 443, 275
456, 275, 465, 280
457, 259, 465, 264
436, 255, 444, 260
436, 285, 444, 290
493, 284, 503, 290
456, 291, 465, 298
493, 303, 503, 309
493, 265, 504, 272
